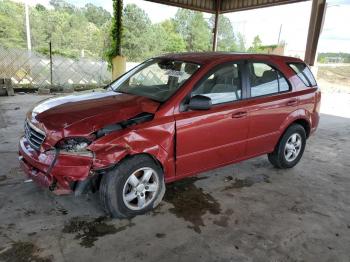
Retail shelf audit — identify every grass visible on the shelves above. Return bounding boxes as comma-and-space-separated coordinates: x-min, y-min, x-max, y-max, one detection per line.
316, 65, 350, 93
317, 66, 350, 86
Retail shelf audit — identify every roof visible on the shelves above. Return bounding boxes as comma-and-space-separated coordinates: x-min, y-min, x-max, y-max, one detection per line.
158, 52, 303, 65
144, 0, 308, 13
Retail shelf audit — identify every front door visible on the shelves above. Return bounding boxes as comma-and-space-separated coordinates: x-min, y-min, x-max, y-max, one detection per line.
174, 62, 249, 177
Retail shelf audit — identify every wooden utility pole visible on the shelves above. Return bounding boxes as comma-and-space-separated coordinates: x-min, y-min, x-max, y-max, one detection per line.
212, 0, 221, 51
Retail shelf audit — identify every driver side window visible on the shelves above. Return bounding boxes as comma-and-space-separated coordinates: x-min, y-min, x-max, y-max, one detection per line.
192, 63, 242, 105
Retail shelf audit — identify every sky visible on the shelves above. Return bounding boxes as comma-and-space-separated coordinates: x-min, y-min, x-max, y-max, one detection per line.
24, 0, 350, 55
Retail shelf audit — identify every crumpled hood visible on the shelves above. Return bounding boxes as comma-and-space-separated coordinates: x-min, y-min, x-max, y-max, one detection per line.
27, 90, 160, 145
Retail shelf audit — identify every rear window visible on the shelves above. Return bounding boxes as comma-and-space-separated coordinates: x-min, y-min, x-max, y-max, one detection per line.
288, 62, 317, 87
248, 63, 290, 98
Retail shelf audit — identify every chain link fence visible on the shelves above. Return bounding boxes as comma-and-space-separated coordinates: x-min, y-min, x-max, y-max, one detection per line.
0, 45, 111, 90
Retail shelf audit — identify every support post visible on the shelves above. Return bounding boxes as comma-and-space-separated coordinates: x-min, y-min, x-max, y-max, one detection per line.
25, 2, 31, 51
49, 41, 53, 86
212, 0, 220, 51
304, 0, 327, 66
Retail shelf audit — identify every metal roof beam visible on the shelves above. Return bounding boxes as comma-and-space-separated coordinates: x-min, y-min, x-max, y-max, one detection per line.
145, 0, 308, 14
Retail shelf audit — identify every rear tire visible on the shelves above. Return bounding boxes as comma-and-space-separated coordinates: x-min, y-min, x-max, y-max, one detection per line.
99, 155, 165, 218
268, 124, 306, 169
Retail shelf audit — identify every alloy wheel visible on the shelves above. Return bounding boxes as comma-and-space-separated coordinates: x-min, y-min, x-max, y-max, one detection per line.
122, 167, 160, 211
284, 133, 302, 162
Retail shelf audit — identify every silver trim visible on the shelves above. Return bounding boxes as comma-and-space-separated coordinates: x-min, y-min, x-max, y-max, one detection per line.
27, 120, 46, 137
24, 120, 46, 150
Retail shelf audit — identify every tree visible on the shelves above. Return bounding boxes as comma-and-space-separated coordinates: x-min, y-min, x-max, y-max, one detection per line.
160, 20, 186, 52
173, 9, 211, 51
0, 0, 111, 59
210, 15, 237, 51
49, 0, 76, 13
31, 1, 108, 58
0, 0, 250, 63
83, 4, 111, 27
236, 32, 246, 52
0, 0, 26, 48
120, 4, 152, 61
35, 4, 46, 12
248, 35, 263, 53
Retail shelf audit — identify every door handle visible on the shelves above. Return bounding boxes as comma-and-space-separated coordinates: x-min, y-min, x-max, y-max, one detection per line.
286, 99, 298, 106
232, 111, 247, 118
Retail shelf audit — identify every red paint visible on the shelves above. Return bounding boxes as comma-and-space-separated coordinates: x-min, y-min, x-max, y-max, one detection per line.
19, 53, 320, 193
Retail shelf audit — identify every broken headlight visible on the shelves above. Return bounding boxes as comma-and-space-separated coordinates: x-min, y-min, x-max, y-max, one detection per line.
57, 138, 93, 157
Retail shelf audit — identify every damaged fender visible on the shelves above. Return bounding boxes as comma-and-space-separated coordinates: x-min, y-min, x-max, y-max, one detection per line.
88, 118, 176, 181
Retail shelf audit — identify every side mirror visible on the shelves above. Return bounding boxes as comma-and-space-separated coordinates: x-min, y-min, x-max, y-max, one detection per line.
188, 95, 212, 110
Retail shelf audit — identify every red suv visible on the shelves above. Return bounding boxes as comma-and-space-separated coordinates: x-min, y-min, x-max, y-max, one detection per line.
19, 53, 321, 218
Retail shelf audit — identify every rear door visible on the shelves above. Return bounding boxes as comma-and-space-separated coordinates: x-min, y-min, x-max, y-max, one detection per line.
244, 61, 298, 157
174, 62, 250, 177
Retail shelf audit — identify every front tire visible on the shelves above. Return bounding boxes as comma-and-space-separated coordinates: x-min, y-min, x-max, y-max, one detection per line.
268, 124, 306, 169
99, 155, 165, 218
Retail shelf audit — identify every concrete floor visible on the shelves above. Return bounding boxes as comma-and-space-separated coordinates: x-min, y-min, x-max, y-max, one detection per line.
0, 93, 350, 262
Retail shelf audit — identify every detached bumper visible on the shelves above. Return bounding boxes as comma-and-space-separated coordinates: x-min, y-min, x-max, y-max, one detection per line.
18, 137, 93, 194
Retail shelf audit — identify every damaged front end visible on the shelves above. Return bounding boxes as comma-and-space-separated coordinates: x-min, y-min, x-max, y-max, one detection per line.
19, 135, 94, 195
18, 111, 170, 195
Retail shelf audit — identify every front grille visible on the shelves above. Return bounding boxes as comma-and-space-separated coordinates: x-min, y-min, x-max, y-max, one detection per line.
24, 121, 46, 151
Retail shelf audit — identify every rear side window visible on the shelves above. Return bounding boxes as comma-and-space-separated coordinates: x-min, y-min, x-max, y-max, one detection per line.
248, 63, 290, 98
288, 62, 317, 87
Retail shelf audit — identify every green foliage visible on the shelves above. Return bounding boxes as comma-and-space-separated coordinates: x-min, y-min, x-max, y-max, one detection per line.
49, 0, 76, 13
236, 32, 246, 52
160, 20, 186, 53
35, 46, 78, 59
0, 0, 109, 59
0, 0, 26, 48
173, 9, 211, 51
210, 15, 237, 51
0, 0, 245, 62
261, 44, 278, 49
317, 52, 350, 63
35, 4, 46, 12
83, 3, 111, 27
107, 0, 123, 61
120, 4, 151, 61
248, 35, 263, 53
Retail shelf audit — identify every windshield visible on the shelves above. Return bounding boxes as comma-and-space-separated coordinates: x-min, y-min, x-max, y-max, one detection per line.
110, 59, 201, 102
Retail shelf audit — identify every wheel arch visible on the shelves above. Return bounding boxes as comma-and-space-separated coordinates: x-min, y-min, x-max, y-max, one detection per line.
279, 109, 312, 139
271, 110, 311, 152
119, 152, 165, 172
292, 118, 311, 138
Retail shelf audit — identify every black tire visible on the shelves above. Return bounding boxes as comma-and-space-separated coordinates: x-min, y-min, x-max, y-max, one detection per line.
99, 154, 165, 218
268, 124, 306, 169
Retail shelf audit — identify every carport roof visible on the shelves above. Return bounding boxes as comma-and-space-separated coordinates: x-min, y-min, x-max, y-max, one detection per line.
145, 0, 308, 13
143, 0, 325, 67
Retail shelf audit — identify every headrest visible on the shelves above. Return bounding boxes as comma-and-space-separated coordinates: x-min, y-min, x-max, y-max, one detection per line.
261, 70, 276, 82
184, 63, 200, 75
